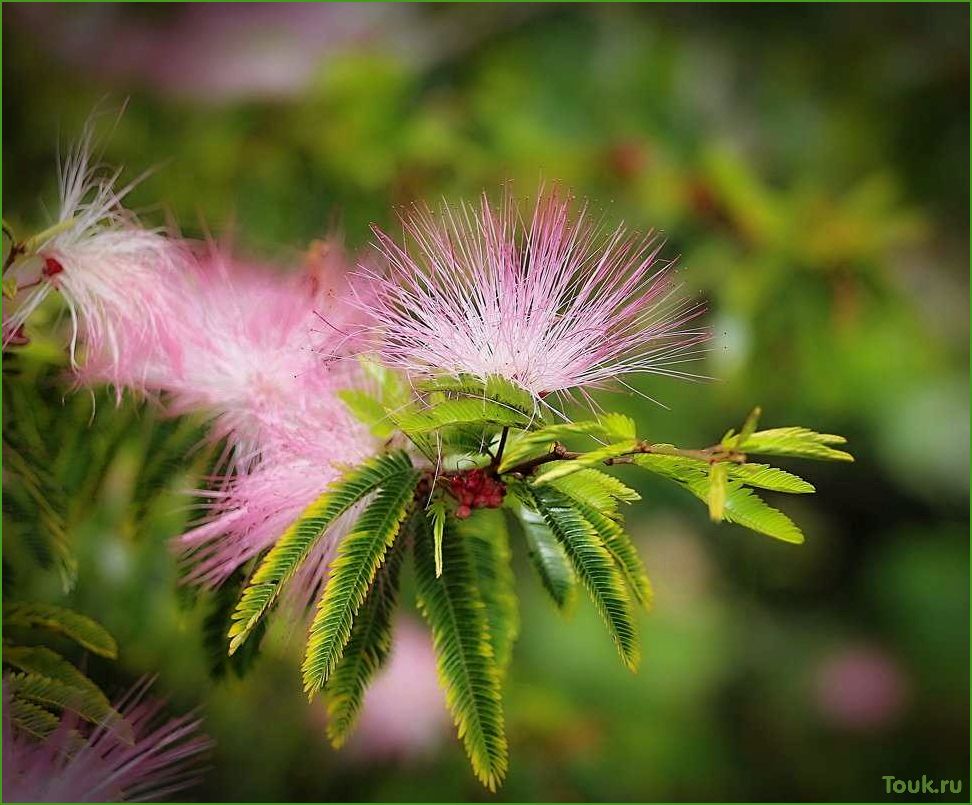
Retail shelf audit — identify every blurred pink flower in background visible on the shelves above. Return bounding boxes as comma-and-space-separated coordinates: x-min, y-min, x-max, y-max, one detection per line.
340, 617, 449, 763
813, 644, 910, 731
8, 3, 413, 102
2, 678, 212, 803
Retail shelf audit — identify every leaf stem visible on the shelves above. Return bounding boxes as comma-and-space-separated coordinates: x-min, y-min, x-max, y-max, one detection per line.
503, 440, 747, 477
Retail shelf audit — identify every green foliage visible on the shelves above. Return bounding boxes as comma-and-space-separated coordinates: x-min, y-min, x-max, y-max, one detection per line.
5, 672, 132, 742
516, 504, 578, 611
4, 601, 118, 658
325, 540, 405, 747
394, 398, 532, 435
733, 426, 854, 462
685, 477, 806, 544
2, 601, 128, 743
412, 511, 508, 791
497, 415, 634, 472
8, 696, 60, 740
228, 450, 414, 654
302, 468, 420, 695
550, 478, 653, 610
459, 509, 519, 676
203, 569, 267, 680
429, 499, 447, 577
532, 439, 640, 485
517, 483, 640, 671
417, 374, 538, 418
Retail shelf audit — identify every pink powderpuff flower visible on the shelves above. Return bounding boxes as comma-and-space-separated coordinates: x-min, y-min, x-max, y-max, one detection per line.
361, 187, 709, 404
176, 411, 375, 600
2, 677, 212, 803
2, 125, 188, 391
157, 244, 365, 472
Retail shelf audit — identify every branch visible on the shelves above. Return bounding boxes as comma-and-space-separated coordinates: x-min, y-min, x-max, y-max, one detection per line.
503, 440, 746, 477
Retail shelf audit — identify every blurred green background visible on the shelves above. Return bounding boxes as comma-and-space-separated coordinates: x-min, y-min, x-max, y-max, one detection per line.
2, 3, 969, 801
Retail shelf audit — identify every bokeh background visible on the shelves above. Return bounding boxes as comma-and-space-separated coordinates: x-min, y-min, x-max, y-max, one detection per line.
2, 3, 969, 801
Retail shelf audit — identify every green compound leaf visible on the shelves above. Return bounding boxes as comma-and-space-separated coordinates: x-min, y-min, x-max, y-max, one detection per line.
518, 483, 639, 671
531, 440, 640, 486
548, 468, 641, 518
394, 398, 531, 435
5, 672, 132, 744
738, 426, 853, 462
728, 463, 815, 494
684, 477, 805, 544
3, 646, 111, 711
9, 697, 60, 740
517, 504, 577, 611
549, 483, 653, 610
3, 602, 117, 659
458, 508, 519, 677
413, 511, 508, 792
418, 374, 538, 418
302, 468, 420, 696
325, 540, 405, 747
498, 418, 634, 472
228, 450, 414, 655
338, 390, 396, 439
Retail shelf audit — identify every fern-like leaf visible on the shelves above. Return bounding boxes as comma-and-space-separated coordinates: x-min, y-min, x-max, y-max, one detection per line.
738, 427, 853, 462
519, 484, 639, 670
394, 398, 531, 435
3, 602, 117, 658
228, 450, 413, 654
517, 505, 577, 611
458, 509, 519, 676
302, 468, 420, 695
413, 511, 508, 791
684, 477, 805, 543
325, 540, 405, 747
550, 487, 653, 610
728, 463, 815, 493
6, 672, 132, 743
3, 645, 111, 710
9, 697, 60, 740
549, 468, 640, 519
531, 440, 640, 485
418, 374, 537, 417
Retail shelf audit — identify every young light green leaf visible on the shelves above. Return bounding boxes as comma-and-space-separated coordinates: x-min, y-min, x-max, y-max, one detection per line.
3, 602, 117, 658
739, 426, 853, 462
418, 373, 537, 417
338, 389, 396, 439
413, 511, 508, 791
728, 463, 815, 493
302, 468, 420, 696
735, 406, 762, 447
550, 468, 640, 518
430, 499, 447, 577
600, 412, 637, 441
498, 420, 609, 471
394, 398, 531, 435
708, 462, 728, 522
531, 440, 640, 486
228, 450, 414, 654
325, 540, 405, 747
685, 477, 805, 544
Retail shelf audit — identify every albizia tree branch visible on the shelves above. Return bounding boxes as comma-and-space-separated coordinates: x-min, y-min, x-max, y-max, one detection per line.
2, 135, 852, 791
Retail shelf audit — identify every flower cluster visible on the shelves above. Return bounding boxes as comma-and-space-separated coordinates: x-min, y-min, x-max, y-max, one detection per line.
446, 469, 507, 518
4, 139, 704, 602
